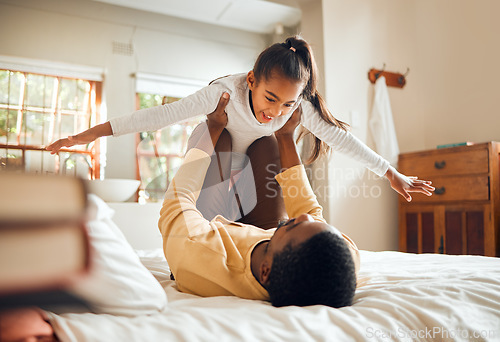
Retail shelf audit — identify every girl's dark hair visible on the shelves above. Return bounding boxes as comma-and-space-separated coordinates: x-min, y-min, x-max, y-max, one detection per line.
253, 35, 349, 164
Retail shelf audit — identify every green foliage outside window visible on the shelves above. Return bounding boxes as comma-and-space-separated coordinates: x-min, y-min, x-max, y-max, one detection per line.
136, 93, 203, 202
0, 69, 97, 175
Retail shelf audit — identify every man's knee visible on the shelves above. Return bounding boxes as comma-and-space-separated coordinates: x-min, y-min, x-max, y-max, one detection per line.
246, 135, 278, 158
187, 123, 232, 153
215, 128, 232, 153
246, 135, 281, 176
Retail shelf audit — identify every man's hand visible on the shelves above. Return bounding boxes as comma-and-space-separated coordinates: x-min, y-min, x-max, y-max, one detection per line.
275, 108, 301, 139
275, 108, 302, 170
206, 92, 229, 146
207, 92, 229, 132
189, 92, 230, 155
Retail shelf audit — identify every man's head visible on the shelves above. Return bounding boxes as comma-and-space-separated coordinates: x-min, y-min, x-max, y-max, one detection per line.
257, 214, 356, 308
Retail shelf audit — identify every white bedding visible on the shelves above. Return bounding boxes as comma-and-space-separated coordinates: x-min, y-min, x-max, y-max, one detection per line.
48, 248, 500, 342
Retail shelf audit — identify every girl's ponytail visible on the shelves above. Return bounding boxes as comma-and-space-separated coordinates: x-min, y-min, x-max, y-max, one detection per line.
253, 35, 349, 164
298, 91, 350, 164
287, 36, 350, 164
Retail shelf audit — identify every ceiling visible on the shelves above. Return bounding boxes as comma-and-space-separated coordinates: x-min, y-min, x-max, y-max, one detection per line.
92, 0, 302, 34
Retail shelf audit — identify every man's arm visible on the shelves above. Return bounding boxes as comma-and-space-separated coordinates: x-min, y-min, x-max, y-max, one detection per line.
276, 109, 360, 276
192, 92, 229, 154
275, 108, 301, 170
274, 109, 325, 222
158, 93, 229, 273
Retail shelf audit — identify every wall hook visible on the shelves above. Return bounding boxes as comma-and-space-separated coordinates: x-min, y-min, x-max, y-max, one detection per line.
368, 65, 408, 88
375, 63, 386, 79
398, 68, 410, 86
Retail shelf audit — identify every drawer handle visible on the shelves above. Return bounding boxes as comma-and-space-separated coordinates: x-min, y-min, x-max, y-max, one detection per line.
434, 160, 446, 169
435, 187, 446, 195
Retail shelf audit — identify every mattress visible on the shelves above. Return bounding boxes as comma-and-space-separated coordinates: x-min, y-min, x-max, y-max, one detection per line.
48, 248, 500, 342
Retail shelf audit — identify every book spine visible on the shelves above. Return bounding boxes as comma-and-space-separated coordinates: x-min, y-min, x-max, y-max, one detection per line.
436, 142, 473, 149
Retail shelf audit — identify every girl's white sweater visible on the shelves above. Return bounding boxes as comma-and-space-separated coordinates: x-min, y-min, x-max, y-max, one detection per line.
110, 74, 389, 176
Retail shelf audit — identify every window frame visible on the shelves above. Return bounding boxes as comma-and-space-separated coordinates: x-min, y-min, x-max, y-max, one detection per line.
0, 56, 104, 178
134, 73, 207, 202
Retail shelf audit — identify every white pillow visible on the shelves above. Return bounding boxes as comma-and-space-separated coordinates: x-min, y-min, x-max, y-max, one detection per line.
54, 195, 168, 317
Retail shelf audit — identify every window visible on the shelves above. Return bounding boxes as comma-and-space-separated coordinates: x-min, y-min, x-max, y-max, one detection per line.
135, 93, 203, 202
0, 68, 102, 178
134, 73, 207, 202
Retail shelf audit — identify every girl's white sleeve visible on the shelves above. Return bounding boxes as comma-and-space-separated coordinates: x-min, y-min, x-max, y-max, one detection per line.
109, 84, 224, 136
300, 101, 390, 177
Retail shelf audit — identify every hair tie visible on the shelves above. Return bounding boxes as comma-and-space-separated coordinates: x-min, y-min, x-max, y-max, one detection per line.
289, 46, 296, 52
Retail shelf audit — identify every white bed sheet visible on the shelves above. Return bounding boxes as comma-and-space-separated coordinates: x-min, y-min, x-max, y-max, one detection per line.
48, 249, 500, 342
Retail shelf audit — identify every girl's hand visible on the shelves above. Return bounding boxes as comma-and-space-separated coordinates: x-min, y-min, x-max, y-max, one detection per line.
385, 166, 435, 202
206, 92, 229, 131
46, 122, 112, 154
46, 134, 95, 154
275, 107, 301, 138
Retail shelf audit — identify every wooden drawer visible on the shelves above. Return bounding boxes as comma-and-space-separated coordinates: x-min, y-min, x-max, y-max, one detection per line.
400, 204, 495, 255
399, 142, 500, 257
410, 175, 490, 203
398, 148, 489, 177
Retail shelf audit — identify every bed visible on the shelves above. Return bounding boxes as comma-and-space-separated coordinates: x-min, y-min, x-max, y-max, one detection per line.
45, 196, 500, 342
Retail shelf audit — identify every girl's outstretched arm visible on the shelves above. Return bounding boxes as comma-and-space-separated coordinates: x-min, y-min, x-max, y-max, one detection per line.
46, 122, 112, 154
299, 101, 435, 201
385, 166, 435, 202
47, 81, 227, 155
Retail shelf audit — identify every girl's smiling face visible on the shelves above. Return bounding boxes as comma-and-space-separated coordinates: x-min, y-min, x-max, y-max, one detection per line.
246, 70, 304, 124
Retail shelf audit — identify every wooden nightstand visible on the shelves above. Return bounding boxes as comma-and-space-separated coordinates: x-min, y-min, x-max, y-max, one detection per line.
398, 142, 500, 256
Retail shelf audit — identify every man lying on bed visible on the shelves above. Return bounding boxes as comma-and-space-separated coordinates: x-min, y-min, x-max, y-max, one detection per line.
160, 92, 360, 308
0, 93, 359, 342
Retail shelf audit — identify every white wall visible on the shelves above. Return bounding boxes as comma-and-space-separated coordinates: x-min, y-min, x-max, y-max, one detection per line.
302, 0, 418, 251
297, 0, 331, 232
415, 0, 500, 148
4, 0, 498, 251
0, 0, 268, 179
302, 0, 500, 251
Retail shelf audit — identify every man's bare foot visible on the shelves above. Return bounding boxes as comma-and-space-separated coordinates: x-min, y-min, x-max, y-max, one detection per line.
0, 307, 57, 341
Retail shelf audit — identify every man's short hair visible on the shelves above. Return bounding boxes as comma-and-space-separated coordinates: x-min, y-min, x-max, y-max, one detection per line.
267, 230, 356, 308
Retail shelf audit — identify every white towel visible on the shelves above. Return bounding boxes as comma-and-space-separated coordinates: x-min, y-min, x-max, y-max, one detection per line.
369, 76, 400, 165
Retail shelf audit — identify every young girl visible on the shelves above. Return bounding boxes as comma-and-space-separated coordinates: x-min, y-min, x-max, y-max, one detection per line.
47, 35, 433, 201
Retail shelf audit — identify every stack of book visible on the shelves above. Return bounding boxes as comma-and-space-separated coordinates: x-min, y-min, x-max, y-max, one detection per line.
0, 172, 91, 310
